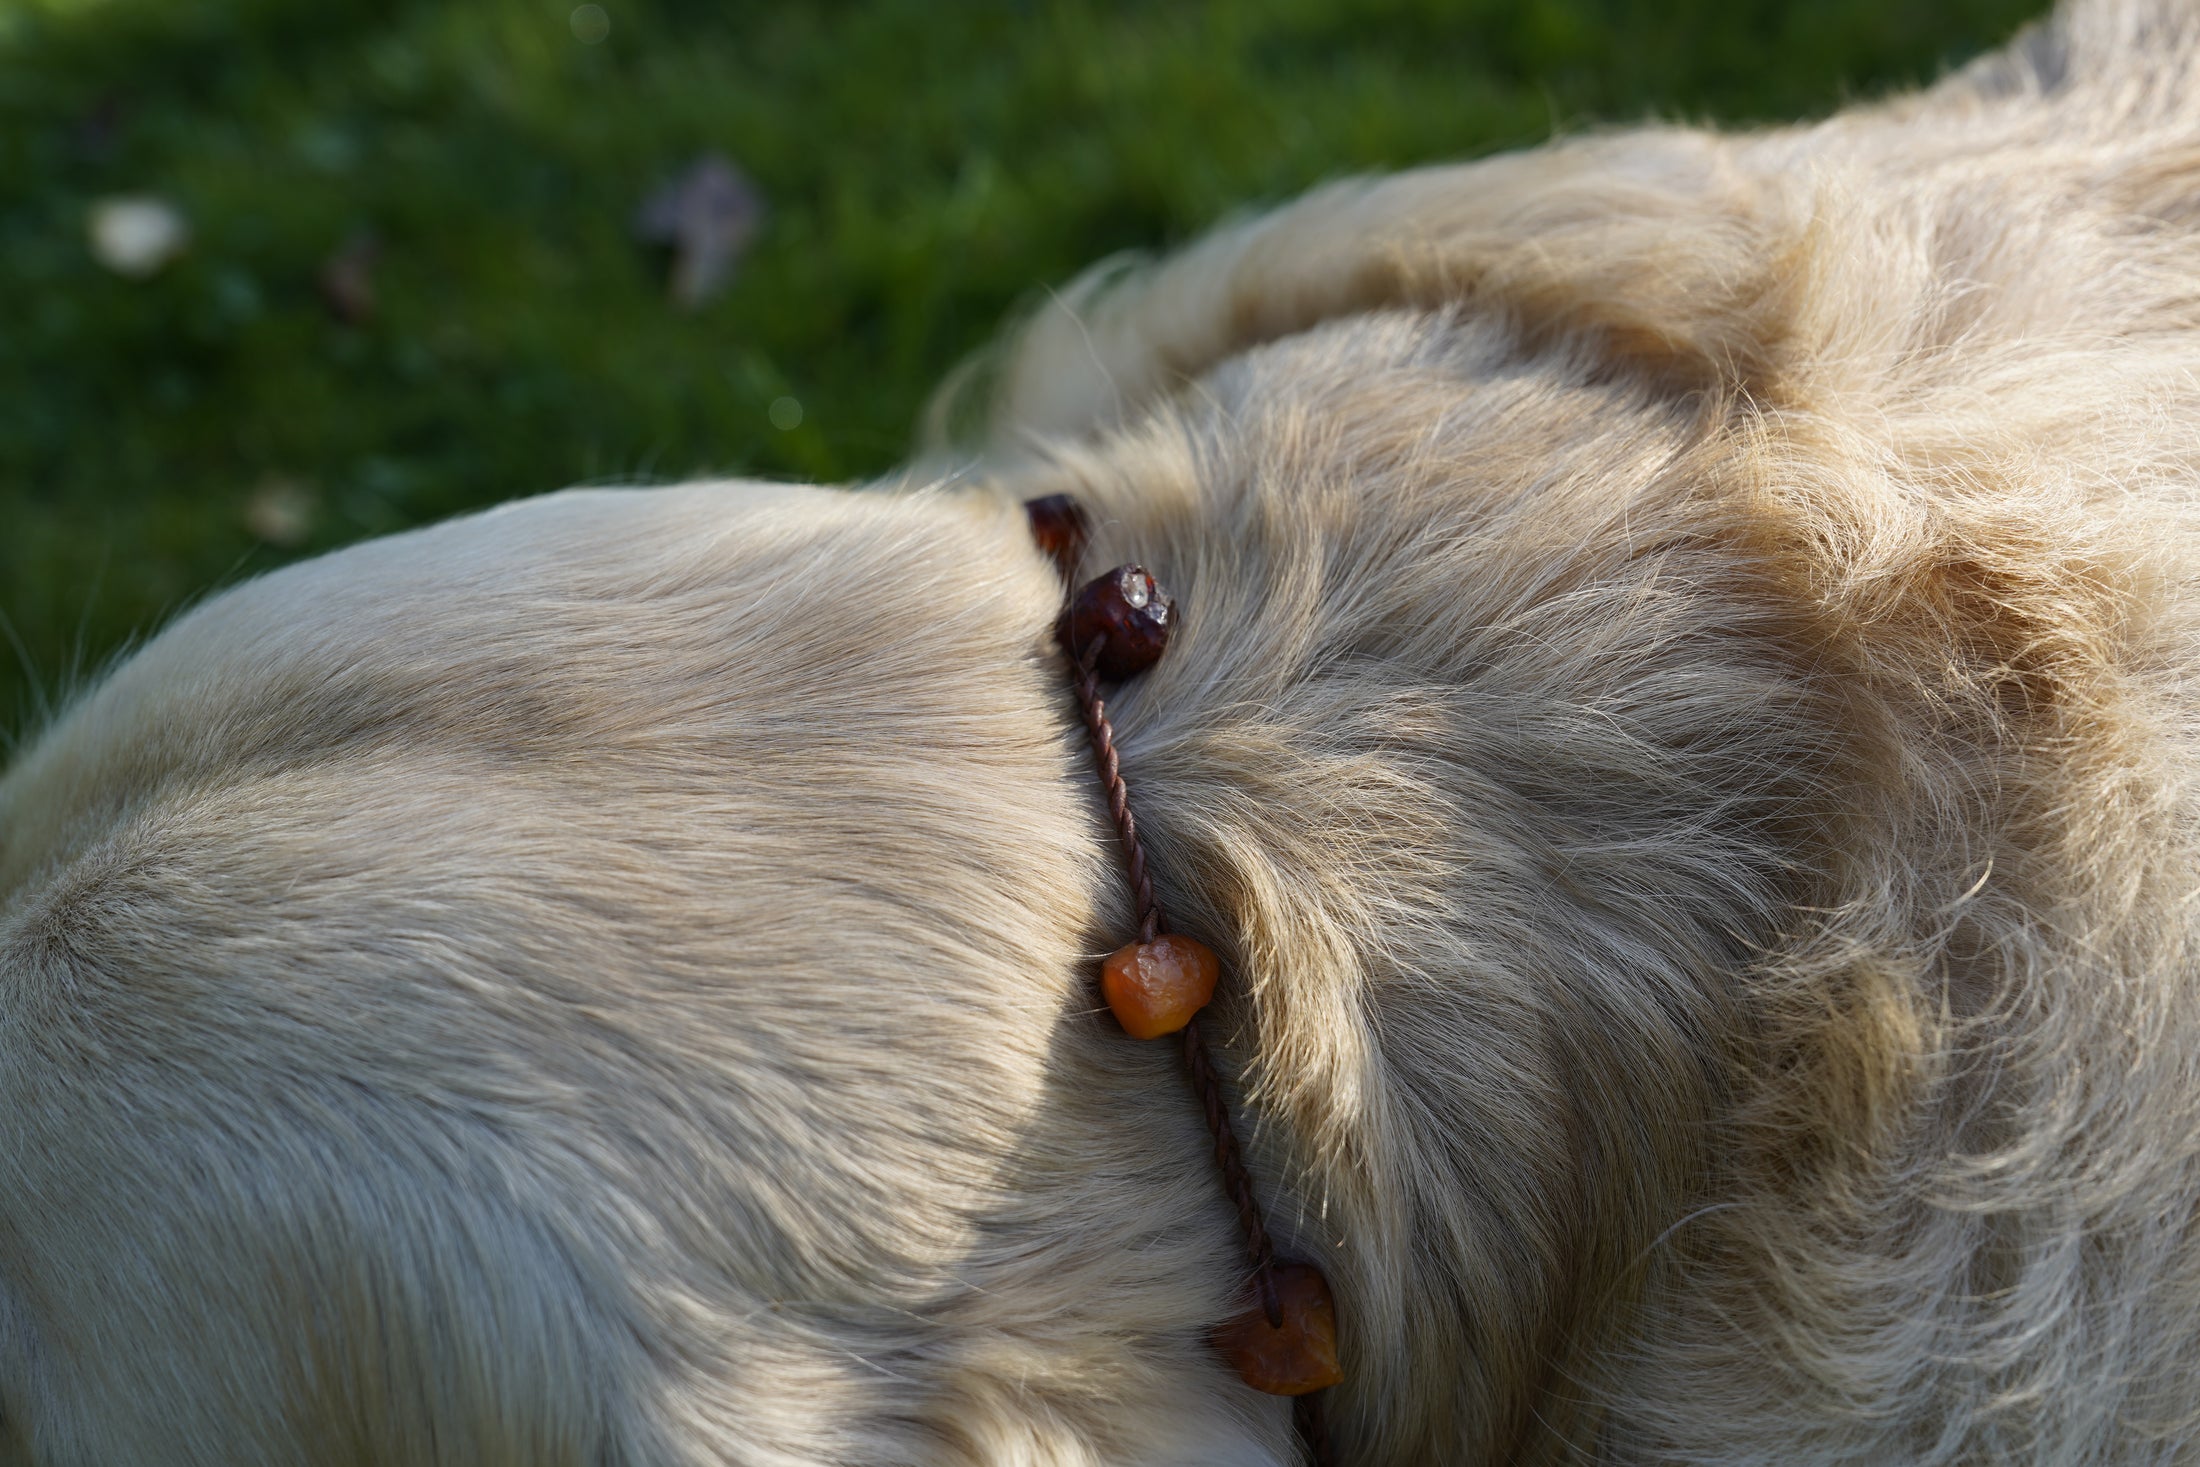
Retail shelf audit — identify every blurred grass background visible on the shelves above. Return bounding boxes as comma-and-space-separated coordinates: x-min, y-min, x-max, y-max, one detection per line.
1, 0, 2046, 741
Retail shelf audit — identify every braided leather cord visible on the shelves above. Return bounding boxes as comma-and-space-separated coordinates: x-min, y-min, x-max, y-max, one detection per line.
1066, 633, 1336, 1465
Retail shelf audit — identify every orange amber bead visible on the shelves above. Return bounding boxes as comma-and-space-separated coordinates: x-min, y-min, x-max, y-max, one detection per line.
1215, 1261, 1343, 1396
1100, 933, 1219, 1039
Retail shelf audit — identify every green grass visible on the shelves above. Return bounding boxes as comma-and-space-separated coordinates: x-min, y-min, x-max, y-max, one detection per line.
0, 0, 2046, 740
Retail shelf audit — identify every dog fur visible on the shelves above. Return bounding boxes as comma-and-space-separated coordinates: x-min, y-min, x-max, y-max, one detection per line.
6, 2, 2200, 1461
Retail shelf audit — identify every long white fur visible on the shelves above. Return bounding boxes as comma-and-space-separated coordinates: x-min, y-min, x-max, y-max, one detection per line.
5, 2, 2200, 1461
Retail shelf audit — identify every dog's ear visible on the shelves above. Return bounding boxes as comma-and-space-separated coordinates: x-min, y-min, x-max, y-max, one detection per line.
1907, 0, 2198, 121
1896, 0, 2200, 228
940, 128, 1792, 453
942, 0, 2200, 462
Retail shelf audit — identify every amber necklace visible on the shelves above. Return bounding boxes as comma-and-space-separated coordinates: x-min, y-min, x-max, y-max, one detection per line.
1025, 495, 1342, 1464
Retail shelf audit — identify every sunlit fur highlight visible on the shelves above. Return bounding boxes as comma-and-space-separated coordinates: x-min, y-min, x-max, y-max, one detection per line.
6, 1, 2200, 1461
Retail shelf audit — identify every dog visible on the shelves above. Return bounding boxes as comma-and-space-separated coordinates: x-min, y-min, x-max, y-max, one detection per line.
6, 1, 2200, 1461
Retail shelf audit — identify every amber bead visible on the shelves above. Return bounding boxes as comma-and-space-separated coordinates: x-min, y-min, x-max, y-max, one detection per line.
1215, 1262, 1343, 1396
1062, 564, 1176, 680
1023, 494, 1090, 580
1100, 933, 1219, 1039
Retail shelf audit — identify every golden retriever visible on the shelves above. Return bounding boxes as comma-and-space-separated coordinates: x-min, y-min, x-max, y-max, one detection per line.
6, 1, 2200, 1460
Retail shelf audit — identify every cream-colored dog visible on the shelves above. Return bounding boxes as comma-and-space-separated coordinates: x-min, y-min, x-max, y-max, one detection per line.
7, 2, 2200, 1461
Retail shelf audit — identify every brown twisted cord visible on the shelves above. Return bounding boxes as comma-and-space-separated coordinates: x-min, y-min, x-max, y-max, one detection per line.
1069, 633, 1284, 1334
1182, 1013, 1283, 1328
1294, 1393, 1336, 1462
1070, 640, 1164, 944
1060, 605, 1338, 1467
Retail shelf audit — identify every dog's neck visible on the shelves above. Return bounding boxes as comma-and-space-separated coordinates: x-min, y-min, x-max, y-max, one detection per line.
982, 308, 1822, 1458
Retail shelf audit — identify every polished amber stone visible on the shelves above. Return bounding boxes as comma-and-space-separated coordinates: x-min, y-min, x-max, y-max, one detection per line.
1099, 933, 1218, 1039
1215, 1261, 1343, 1396
1062, 563, 1175, 679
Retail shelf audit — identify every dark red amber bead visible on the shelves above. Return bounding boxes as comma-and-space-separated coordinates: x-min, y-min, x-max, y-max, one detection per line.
1215, 1261, 1343, 1396
1022, 494, 1090, 580
1062, 564, 1175, 679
